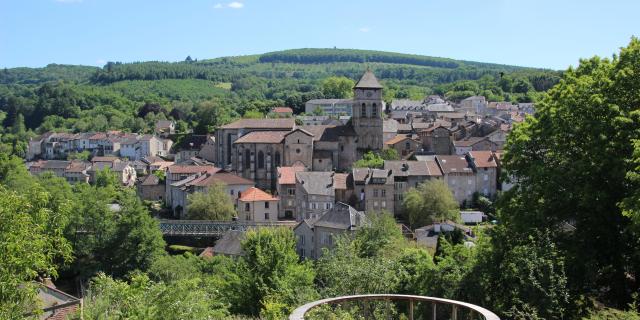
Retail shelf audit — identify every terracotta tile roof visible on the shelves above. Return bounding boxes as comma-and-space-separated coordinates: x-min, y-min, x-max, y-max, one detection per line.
238, 187, 278, 202
272, 107, 293, 113
89, 133, 107, 140
384, 135, 414, 145
234, 131, 289, 144
469, 151, 497, 168
92, 156, 120, 163
277, 166, 305, 185
65, 161, 90, 173
219, 118, 295, 130
168, 165, 218, 175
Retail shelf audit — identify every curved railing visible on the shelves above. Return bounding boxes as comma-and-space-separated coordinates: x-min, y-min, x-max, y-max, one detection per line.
289, 294, 500, 320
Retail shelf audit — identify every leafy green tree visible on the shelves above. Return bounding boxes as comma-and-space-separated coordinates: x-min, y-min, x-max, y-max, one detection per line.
66, 185, 165, 279
243, 109, 264, 119
380, 148, 400, 160
321, 76, 355, 99
501, 37, 640, 307
0, 187, 72, 319
80, 272, 228, 320
403, 180, 459, 228
186, 182, 236, 220
353, 151, 384, 168
95, 167, 119, 188
354, 212, 404, 257
233, 227, 317, 317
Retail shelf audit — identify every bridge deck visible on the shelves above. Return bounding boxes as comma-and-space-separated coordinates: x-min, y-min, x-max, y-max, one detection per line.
158, 219, 298, 236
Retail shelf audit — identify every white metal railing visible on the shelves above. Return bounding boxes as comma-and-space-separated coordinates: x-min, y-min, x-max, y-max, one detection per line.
289, 294, 500, 320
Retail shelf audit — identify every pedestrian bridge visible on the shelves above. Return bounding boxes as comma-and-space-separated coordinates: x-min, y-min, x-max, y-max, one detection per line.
158, 219, 298, 237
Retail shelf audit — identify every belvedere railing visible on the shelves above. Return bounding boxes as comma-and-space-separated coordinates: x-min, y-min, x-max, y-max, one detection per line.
289, 294, 500, 320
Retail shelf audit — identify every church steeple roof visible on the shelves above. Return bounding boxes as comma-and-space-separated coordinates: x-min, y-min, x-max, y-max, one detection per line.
354, 70, 383, 89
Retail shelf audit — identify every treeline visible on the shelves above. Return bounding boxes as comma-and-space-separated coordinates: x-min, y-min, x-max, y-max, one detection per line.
0, 64, 98, 85
259, 48, 462, 68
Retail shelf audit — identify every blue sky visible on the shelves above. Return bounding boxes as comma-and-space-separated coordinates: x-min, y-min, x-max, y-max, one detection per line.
1, 0, 639, 69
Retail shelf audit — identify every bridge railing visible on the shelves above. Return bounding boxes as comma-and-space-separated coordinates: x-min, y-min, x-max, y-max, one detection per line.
158, 219, 298, 236
289, 294, 500, 320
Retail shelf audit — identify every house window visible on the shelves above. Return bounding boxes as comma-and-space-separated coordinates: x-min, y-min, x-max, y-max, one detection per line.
264, 201, 270, 209
405, 142, 411, 150
382, 201, 386, 207
325, 203, 330, 209
381, 189, 386, 197
245, 203, 250, 211
484, 174, 488, 181
258, 151, 265, 169
245, 213, 251, 220
287, 200, 293, 206
288, 188, 295, 195
230, 190, 234, 195
361, 103, 366, 117
374, 201, 379, 208
300, 235, 305, 245
264, 212, 270, 220
373, 189, 379, 197
312, 203, 317, 209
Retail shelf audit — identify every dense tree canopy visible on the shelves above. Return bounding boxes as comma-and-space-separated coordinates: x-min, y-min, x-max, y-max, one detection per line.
185, 181, 236, 220
403, 180, 459, 228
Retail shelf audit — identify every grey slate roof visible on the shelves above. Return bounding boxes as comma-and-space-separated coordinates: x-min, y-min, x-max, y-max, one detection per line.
354, 70, 383, 89
313, 202, 367, 230
212, 230, 244, 256
296, 171, 335, 196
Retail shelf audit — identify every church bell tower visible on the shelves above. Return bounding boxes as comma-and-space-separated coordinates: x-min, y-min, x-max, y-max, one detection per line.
352, 70, 384, 153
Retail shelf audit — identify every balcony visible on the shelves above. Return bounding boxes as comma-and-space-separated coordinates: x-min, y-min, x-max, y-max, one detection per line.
289, 294, 499, 320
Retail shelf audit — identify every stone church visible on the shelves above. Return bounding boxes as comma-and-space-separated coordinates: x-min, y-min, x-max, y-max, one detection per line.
214, 70, 385, 191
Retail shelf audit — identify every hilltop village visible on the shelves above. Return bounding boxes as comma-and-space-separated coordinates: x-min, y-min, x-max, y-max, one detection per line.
25, 70, 530, 259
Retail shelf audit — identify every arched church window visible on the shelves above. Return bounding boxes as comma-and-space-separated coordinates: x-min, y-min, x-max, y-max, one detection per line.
372, 103, 377, 118
244, 149, 251, 170
361, 103, 366, 117
258, 151, 264, 169
275, 151, 281, 167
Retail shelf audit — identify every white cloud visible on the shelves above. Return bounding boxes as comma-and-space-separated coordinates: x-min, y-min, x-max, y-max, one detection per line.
227, 2, 244, 9
359, 27, 371, 33
55, 0, 83, 3
214, 2, 244, 9
96, 59, 106, 66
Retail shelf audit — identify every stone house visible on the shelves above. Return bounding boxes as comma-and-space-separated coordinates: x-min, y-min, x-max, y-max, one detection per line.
64, 161, 91, 184
352, 168, 395, 214
384, 135, 421, 158
435, 155, 476, 204
419, 125, 454, 155
276, 165, 306, 220
137, 174, 165, 201
165, 165, 219, 206
295, 171, 336, 221
468, 151, 498, 198
236, 187, 279, 222
155, 120, 175, 137
173, 135, 209, 164
453, 137, 497, 155
294, 202, 366, 260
